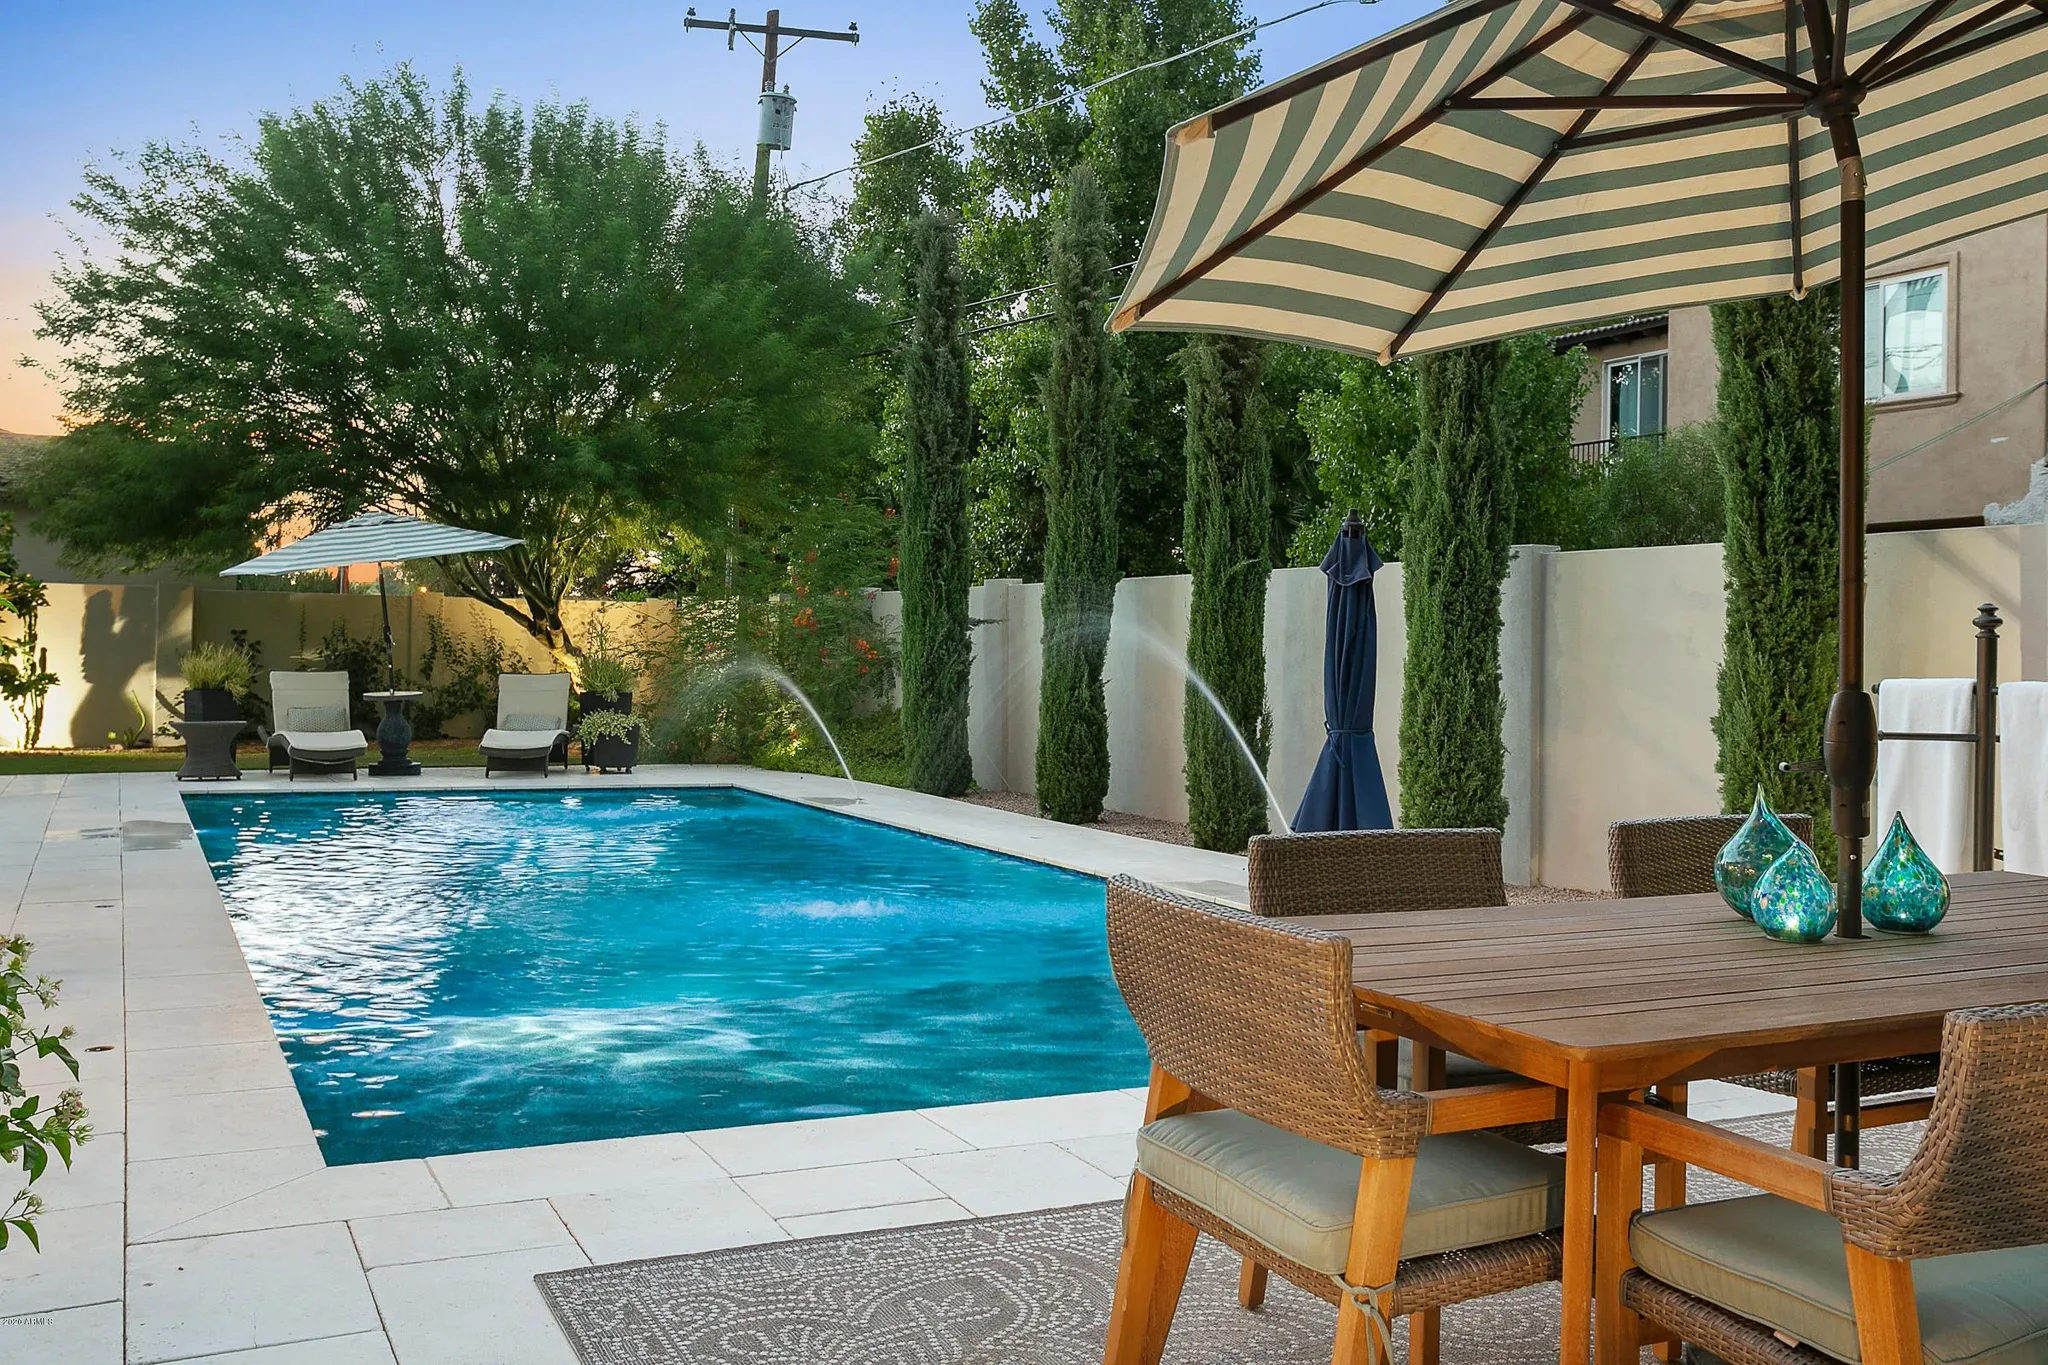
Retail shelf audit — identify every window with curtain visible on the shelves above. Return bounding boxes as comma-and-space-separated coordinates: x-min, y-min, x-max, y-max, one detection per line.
1606, 351, 1667, 439
1865, 267, 1949, 400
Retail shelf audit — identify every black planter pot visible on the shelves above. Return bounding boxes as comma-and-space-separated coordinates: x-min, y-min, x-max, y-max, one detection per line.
183, 688, 241, 723
583, 734, 639, 773
577, 690, 633, 717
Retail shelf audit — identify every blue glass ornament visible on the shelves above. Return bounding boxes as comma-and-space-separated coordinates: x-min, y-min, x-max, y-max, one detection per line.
1861, 812, 1950, 933
1715, 787, 1798, 921
1751, 839, 1838, 943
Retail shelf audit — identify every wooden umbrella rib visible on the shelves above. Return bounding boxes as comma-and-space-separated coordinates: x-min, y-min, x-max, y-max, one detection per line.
1849, 0, 1961, 85
1867, 0, 2035, 83
1450, 92, 1805, 107
1872, 7, 2048, 86
1558, 105, 1790, 149
1801, 0, 1837, 84
1384, 5, 1687, 360
1120, 7, 1600, 327
1556, 0, 1820, 93
1206, 0, 1535, 133
1785, 0, 1806, 296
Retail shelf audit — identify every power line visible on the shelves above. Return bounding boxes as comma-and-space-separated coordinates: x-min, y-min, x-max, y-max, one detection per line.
785, 0, 1375, 194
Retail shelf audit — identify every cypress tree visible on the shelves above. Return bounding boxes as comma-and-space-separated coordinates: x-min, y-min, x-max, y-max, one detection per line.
1711, 289, 1841, 855
898, 213, 975, 796
1399, 342, 1514, 831
1181, 333, 1273, 852
1035, 164, 1121, 824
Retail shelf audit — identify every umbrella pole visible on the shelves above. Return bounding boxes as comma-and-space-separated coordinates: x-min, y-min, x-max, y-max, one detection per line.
1825, 108, 1873, 1170
377, 562, 396, 693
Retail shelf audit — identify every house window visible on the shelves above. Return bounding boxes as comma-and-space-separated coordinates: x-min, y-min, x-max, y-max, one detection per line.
1606, 351, 1667, 439
1865, 267, 1948, 400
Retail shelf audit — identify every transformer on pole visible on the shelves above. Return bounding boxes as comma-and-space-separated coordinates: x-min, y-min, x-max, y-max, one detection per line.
683, 7, 861, 205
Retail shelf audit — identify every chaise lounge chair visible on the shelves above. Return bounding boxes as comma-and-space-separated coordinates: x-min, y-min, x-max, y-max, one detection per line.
266, 671, 369, 779
479, 673, 572, 777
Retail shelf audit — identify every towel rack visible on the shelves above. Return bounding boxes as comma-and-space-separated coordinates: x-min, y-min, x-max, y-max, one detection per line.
1869, 603, 2003, 872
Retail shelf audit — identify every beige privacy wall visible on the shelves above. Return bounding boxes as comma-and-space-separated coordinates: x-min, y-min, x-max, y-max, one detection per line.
871, 521, 2048, 891
1, 587, 676, 750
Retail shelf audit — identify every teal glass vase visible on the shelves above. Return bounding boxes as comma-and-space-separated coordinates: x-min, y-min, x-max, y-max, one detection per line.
1862, 812, 1950, 933
1751, 840, 1838, 943
1714, 788, 1799, 921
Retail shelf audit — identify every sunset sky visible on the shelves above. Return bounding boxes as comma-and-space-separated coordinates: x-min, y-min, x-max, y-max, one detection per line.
0, 0, 1423, 436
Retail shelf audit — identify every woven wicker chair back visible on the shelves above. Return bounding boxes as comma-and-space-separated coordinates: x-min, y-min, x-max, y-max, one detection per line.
1105, 875, 1427, 1160
1607, 814, 1816, 898
1245, 828, 1507, 918
1830, 1002, 2048, 1259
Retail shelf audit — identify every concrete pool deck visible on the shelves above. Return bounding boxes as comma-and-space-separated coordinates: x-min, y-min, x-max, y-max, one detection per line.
0, 766, 1793, 1365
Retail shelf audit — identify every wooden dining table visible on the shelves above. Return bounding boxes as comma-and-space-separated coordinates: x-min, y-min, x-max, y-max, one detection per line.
1292, 870, 2048, 1365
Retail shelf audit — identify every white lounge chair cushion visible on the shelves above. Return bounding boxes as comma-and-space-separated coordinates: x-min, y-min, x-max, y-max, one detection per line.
479, 728, 565, 758
278, 730, 368, 757
1136, 1108, 1565, 1274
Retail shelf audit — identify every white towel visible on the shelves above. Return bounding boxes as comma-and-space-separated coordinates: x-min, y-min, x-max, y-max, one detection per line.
1876, 678, 1976, 874
1999, 681, 2048, 875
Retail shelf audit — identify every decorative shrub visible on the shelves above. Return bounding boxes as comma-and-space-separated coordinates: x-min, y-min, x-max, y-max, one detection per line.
576, 652, 636, 703
897, 211, 975, 797
1399, 341, 1513, 832
1181, 332, 1273, 853
1034, 163, 1121, 825
1586, 424, 1726, 549
1, 935, 92, 1252
1711, 289, 1842, 858
413, 616, 525, 738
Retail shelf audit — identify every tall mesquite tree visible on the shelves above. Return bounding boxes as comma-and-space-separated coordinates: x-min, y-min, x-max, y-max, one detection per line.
1181, 334, 1273, 851
1399, 342, 1514, 831
1712, 290, 1841, 854
898, 214, 976, 796
1035, 164, 1122, 824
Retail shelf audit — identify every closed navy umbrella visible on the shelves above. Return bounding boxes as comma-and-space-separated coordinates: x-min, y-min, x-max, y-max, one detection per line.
1292, 512, 1391, 833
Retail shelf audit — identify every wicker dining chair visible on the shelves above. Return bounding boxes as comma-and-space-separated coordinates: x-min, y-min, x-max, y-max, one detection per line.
1598, 1002, 2048, 1365
1248, 827, 1563, 1121
1102, 876, 1567, 1365
1607, 815, 1940, 1157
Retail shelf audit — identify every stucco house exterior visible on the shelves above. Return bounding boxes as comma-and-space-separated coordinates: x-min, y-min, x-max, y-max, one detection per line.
1564, 214, 2048, 530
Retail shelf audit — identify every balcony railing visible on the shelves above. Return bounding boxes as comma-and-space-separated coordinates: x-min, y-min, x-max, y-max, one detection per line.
1571, 430, 1665, 464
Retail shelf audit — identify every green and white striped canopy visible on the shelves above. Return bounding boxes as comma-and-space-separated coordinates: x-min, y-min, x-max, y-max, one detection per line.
220, 512, 521, 576
1112, 0, 2048, 359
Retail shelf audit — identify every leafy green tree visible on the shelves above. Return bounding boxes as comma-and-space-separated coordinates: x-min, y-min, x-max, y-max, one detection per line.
1399, 343, 1513, 831
1181, 334, 1272, 851
1035, 164, 1122, 824
29, 67, 877, 667
1712, 290, 1841, 853
967, 0, 1262, 576
840, 97, 971, 307
898, 215, 976, 796
1290, 338, 1593, 565
1587, 425, 1727, 549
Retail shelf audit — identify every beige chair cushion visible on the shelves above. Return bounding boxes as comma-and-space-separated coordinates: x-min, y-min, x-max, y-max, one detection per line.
1135, 1108, 1565, 1274
279, 730, 367, 757
1632, 1194, 2048, 1365
478, 729, 562, 758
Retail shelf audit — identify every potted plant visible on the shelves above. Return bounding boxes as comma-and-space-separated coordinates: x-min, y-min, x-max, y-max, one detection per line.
575, 648, 636, 719
180, 641, 256, 723
576, 708, 642, 773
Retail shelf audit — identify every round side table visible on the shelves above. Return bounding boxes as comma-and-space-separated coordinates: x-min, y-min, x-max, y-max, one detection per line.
364, 690, 425, 776
172, 720, 245, 781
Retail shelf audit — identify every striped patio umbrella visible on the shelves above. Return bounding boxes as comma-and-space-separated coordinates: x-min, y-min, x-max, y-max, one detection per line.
222, 513, 521, 690
1112, 0, 2048, 939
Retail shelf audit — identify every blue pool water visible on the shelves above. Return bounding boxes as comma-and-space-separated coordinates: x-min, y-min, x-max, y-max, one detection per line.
185, 788, 1145, 1164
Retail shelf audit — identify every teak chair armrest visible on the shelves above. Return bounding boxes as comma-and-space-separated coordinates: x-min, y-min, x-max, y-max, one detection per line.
1423, 1081, 1563, 1135
1600, 1100, 1834, 1209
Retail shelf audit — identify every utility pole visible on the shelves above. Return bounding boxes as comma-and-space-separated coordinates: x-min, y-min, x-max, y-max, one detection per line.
683, 7, 860, 206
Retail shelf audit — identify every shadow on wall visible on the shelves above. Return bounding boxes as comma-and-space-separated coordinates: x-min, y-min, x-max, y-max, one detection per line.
73, 588, 156, 746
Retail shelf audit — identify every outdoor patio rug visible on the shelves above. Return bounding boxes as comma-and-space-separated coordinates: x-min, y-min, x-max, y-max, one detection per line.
536, 1115, 1923, 1365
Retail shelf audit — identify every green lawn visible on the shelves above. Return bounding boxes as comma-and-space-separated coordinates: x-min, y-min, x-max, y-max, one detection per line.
0, 738, 485, 775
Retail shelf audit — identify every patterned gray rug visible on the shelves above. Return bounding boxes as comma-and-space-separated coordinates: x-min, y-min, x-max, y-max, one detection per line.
536, 1115, 1922, 1365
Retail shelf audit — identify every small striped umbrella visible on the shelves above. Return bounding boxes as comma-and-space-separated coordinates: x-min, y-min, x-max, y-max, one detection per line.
222, 512, 522, 689
1112, 0, 2048, 937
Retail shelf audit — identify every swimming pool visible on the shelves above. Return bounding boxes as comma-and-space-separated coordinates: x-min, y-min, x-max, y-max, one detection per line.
185, 787, 1146, 1165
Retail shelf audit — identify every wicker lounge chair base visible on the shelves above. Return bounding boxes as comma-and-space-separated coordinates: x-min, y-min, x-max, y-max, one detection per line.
479, 732, 569, 777
1621, 1271, 1830, 1365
